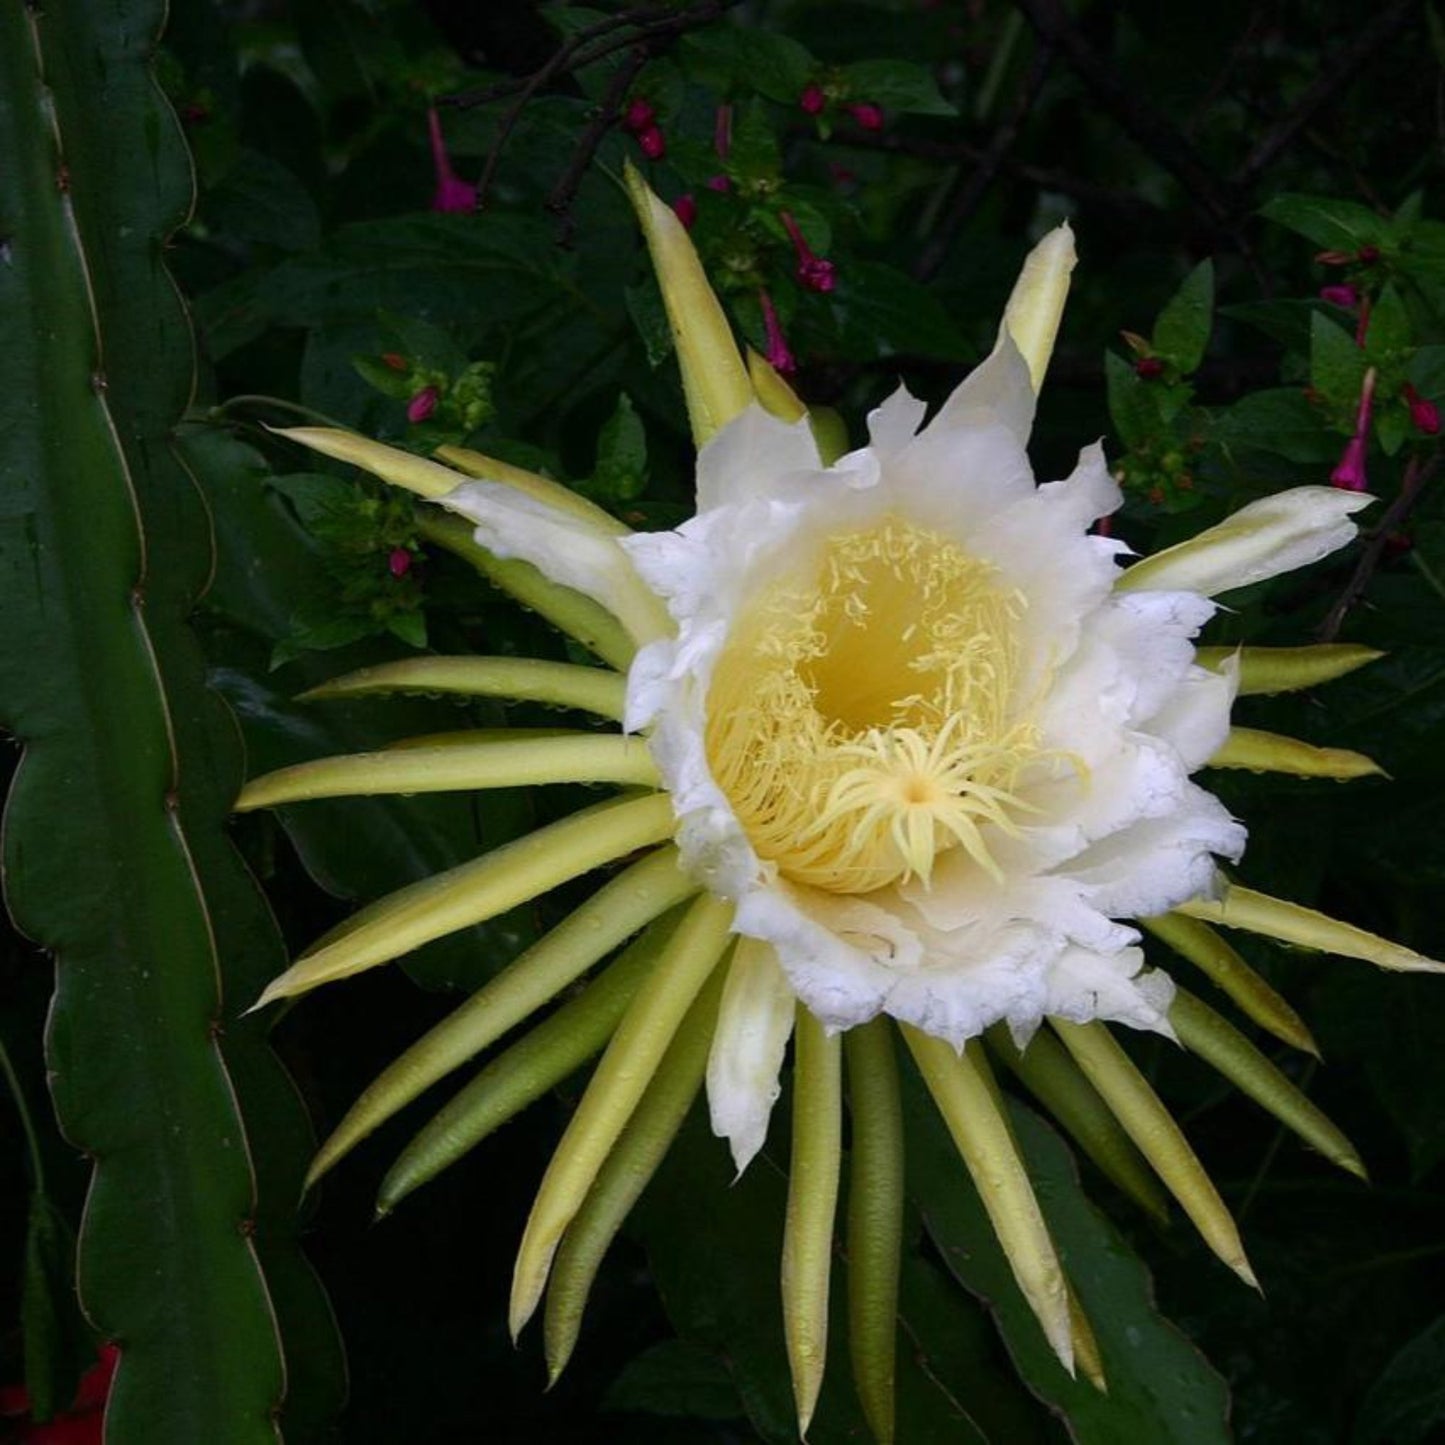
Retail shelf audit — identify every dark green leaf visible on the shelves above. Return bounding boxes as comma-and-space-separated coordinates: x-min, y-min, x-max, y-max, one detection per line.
840, 59, 957, 115
1261, 194, 1391, 254
1154, 260, 1214, 374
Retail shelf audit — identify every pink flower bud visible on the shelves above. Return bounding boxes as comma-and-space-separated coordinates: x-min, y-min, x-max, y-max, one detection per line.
623, 97, 655, 133
1314, 249, 1353, 266
848, 101, 885, 131
427, 107, 477, 214
672, 193, 697, 229
1329, 435, 1369, 491
1319, 284, 1360, 309
388, 547, 413, 578
1404, 382, 1441, 436
759, 289, 796, 375
1135, 356, 1165, 380
637, 125, 666, 161
381, 352, 408, 372
705, 173, 731, 194
407, 386, 439, 424
780, 210, 837, 293
1356, 244, 1381, 265
800, 83, 826, 116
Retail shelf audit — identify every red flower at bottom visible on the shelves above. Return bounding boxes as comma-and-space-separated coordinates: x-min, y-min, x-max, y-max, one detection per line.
1, 1344, 117, 1443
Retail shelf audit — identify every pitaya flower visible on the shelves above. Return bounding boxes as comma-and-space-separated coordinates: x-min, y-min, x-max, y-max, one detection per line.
239, 167, 1434, 1444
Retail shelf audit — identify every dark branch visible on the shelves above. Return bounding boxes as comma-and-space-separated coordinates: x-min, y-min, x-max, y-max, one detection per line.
913, 40, 1055, 283
1237, 0, 1417, 187
1318, 452, 1441, 643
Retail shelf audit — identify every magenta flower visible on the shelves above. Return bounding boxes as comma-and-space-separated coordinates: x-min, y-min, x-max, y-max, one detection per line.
623, 98, 655, 133
388, 547, 414, 578
407, 386, 439, 424
799, 83, 826, 116
1320, 284, 1360, 309
672, 193, 698, 230
847, 101, 885, 131
637, 126, 666, 161
1330, 367, 1377, 490
758, 288, 796, 375
427, 106, 477, 214
1404, 382, 1441, 436
780, 210, 837, 294
1135, 356, 1165, 380
705, 174, 731, 194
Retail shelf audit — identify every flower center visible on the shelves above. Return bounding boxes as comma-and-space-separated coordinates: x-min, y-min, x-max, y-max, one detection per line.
705, 517, 1042, 894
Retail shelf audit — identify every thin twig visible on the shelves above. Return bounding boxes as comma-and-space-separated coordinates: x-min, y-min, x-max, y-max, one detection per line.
461, 0, 740, 210
1236, 0, 1416, 187
1010, 0, 1244, 232
1318, 452, 1441, 642
547, 43, 653, 246
914, 40, 1055, 283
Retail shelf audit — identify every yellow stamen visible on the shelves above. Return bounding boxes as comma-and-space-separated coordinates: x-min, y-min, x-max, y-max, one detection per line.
705, 517, 1052, 893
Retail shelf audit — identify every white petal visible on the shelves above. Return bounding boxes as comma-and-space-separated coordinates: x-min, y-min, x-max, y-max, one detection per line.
695, 404, 821, 511
996, 222, 1077, 392
1118, 486, 1372, 597
706, 938, 797, 1175
1044, 947, 1177, 1037
444, 481, 672, 646
866, 383, 928, 458
926, 331, 1037, 447
1144, 658, 1238, 772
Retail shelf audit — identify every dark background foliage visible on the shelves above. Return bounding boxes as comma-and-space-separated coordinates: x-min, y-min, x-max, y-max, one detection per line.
4, 1, 1445, 1441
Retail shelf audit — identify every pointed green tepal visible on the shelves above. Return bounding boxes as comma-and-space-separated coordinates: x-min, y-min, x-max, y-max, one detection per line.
624, 162, 753, 446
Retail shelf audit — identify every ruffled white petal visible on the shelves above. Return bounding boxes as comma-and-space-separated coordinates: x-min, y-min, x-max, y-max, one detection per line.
1117, 486, 1372, 597
444, 482, 673, 646
706, 938, 797, 1174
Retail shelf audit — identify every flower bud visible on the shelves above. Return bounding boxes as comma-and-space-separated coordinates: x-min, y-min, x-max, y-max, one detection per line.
800, 83, 826, 115
1404, 382, 1441, 436
623, 98, 655, 133
1356, 244, 1381, 265
381, 352, 408, 372
388, 547, 413, 578
706, 174, 731, 194
780, 210, 837, 294
1135, 356, 1165, 380
848, 101, 885, 131
759, 289, 796, 375
1329, 435, 1369, 491
426, 106, 477, 214
407, 386, 439, 424
1319, 284, 1360, 309
672, 193, 698, 230
637, 126, 666, 161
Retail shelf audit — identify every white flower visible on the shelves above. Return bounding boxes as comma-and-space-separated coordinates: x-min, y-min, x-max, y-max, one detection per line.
245, 182, 1435, 1435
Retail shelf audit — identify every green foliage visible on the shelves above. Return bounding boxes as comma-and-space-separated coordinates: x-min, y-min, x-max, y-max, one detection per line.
5, 1, 1445, 1442
0, 0, 342, 1437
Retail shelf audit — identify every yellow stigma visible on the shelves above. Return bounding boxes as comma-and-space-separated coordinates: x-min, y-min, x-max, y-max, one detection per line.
705, 518, 1043, 894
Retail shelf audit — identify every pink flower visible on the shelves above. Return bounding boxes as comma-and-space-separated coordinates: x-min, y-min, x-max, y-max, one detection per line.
847, 101, 885, 131
637, 126, 666, 161
1330, 367, 1377, 490
800, 83, 826, 116
1404, 382, 1441, 436
623, 98, 655, 133
1320, 284, 1360, 309
759, 289, 796, 375
388, 547, 414, 578
426, 106, 477, 214
407, 386, 439, 424
780, 210, 837, 294
1329, 435, 1369, 491
672, 193, 698, 229
705, 173, 731, 193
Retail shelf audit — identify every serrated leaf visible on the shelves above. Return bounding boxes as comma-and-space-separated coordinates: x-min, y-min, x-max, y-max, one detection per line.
1310, 310, 1368, 407
1154, 260, 1214, 374
841, 59, 957, 115
1261, 193, 1392, 253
